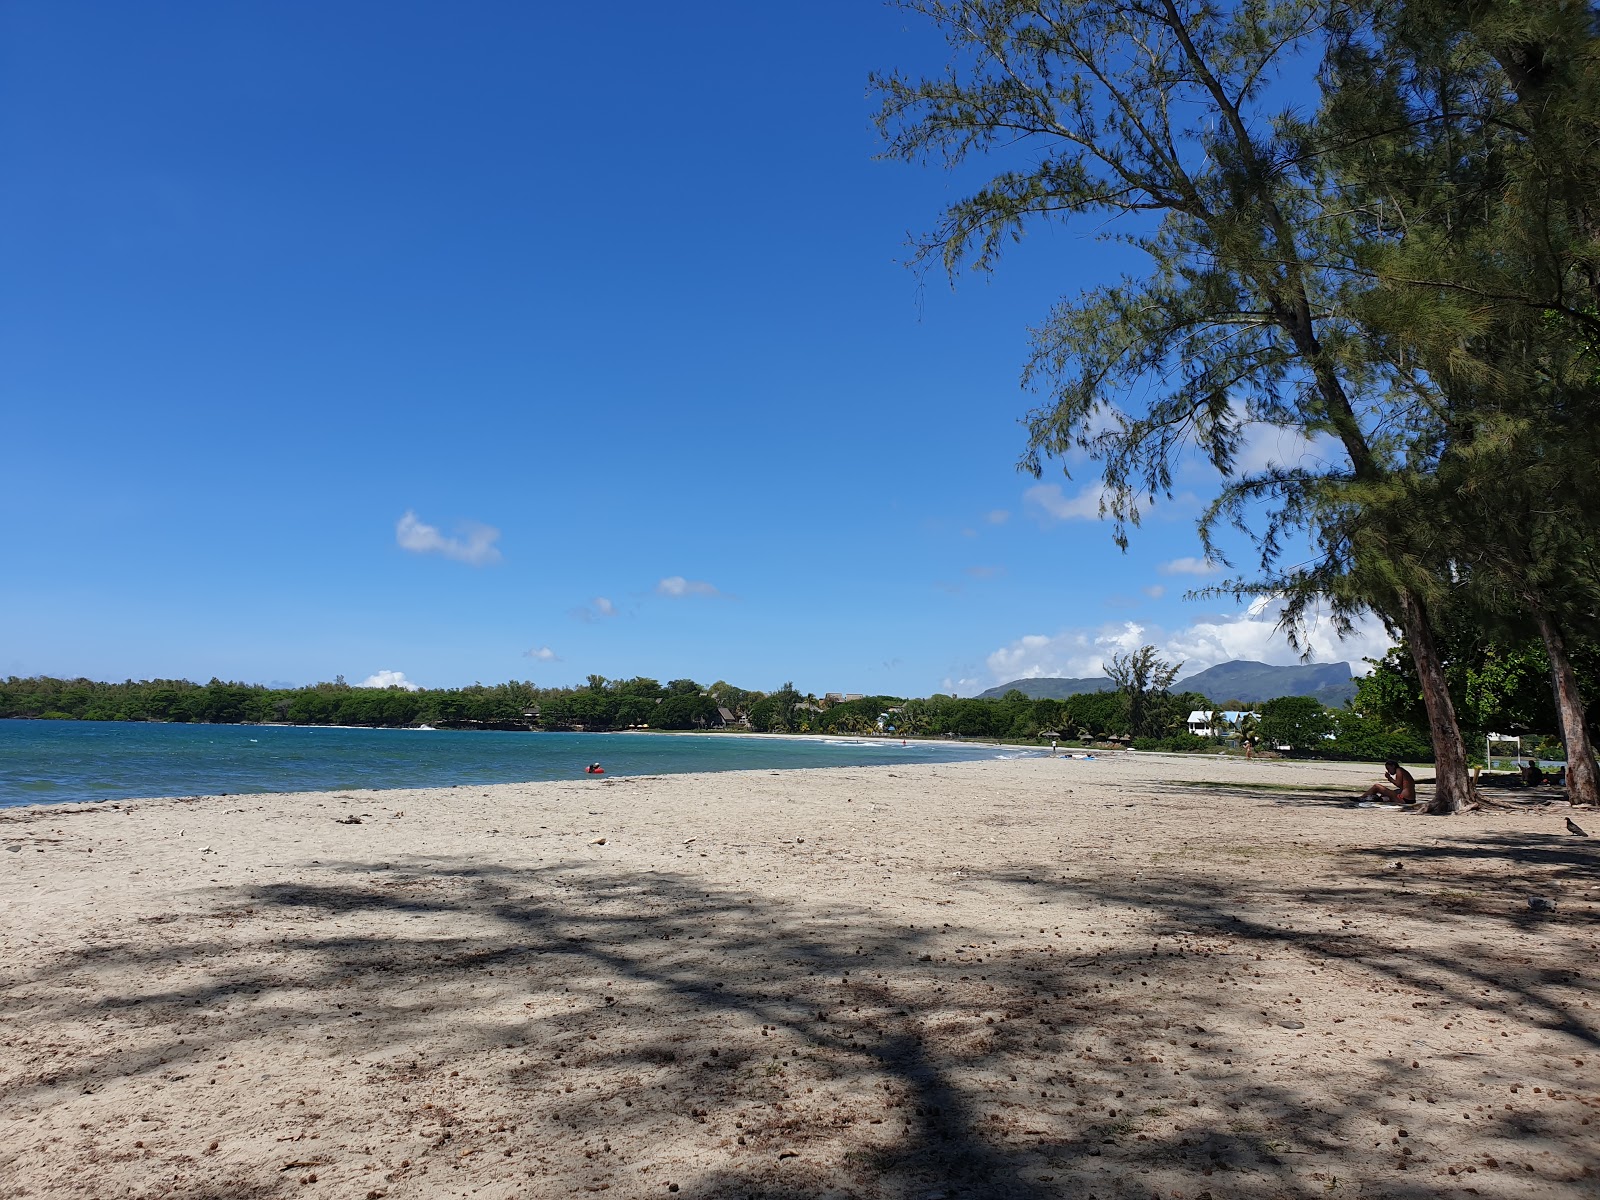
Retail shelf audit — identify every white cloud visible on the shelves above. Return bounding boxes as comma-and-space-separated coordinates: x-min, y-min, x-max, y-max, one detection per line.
985, 622, 1149, 682
1159, 556, 1223, 576
979, 604, 1391, 685
395, 510, 502, 566
1144, 584, 1167, 599
1164, 598, 1391, 674
1231, 421, 1345, 477
524, 646, 560, 661
986, 509, 1011, 525
571, 596, 617, 623
1023, 482, 1107, 523
360, 669, 420, 691
657, 576, 720, 598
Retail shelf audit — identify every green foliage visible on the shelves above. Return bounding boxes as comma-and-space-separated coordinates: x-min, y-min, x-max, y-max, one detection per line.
1311, 0, 1600, 799
1257, 697, 1334, 754
1326, 705, 1435, 764
873, 0, 1434, 609
876, 1, 1501, 798
1130, 733, 1212, 754
747, 682, 814, 734
706, 680, 759, 718
0, 675, 665, 733
650, 692, 720, 730
24, 660, 1557, 766
1107, 646, 1184, 739
815, 696, 905, 735
1356, 624, 1600, 746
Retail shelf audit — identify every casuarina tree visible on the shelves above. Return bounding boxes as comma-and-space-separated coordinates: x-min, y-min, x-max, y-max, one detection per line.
1312, 0, 1600, 805
873, 0, 1477, 811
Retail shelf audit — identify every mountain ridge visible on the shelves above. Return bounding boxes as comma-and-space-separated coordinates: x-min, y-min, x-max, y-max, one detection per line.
975, 659, 1357, 705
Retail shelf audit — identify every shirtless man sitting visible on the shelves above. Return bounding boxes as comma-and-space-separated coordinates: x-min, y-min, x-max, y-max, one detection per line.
1360, 760, 1416, 805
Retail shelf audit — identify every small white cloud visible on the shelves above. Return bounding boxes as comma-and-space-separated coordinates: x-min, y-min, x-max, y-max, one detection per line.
1231, 420, 1344, 477
360, 669, 420, 691
524, 646, 560, 661
395, 510, 502, 567
986, 509, 1010, 525
571, 596, 617, 623
1023, 482, 1107, 523
657, 576, 720, 598
1144, 584, 1167, 599
1159, 556, 1223, 576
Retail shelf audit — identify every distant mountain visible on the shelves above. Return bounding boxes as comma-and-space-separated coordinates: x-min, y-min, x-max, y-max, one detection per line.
977, 659, 1356, 705
1178, 660, 1356, 706
976, 675, 1115, 700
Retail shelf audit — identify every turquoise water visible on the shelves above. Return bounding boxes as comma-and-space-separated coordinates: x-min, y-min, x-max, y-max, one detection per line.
0, 720, 1023, 808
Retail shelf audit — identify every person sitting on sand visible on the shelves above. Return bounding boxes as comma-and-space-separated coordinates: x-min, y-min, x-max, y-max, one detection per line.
1360, 760, 1416, 805
1521, 758, 1545, 787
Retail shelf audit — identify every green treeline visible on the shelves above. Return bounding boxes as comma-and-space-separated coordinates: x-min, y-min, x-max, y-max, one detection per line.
0, 657, 1502, 763
0, 675, 540, 729
0, 671, 1152, 739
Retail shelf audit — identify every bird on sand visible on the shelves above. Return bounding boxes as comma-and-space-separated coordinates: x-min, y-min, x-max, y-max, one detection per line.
1567, 817, 1589, 836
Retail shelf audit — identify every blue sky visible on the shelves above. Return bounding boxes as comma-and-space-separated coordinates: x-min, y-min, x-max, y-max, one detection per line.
1, 1, 1390, 696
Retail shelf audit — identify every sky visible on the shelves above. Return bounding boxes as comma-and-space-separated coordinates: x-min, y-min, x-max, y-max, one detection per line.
0, 1, 1393, 697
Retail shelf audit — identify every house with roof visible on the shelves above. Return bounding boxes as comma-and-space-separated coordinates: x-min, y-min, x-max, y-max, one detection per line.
716, 706, 750, 730
1186, 709, 1256, 738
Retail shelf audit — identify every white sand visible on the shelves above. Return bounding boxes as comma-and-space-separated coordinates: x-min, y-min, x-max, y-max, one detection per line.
1, 754, 1595, 1198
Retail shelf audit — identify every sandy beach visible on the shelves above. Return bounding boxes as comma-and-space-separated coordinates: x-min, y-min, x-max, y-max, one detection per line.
1, 754, 1595, 1199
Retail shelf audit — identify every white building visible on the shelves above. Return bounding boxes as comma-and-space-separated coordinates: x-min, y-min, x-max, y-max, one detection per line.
1186, 709, 1255, 737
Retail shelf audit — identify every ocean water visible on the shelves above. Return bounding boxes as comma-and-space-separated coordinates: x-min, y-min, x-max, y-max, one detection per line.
0, 720, 1026, 808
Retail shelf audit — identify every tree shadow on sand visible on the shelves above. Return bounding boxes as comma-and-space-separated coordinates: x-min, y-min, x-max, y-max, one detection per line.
6, 835, 1598, 1199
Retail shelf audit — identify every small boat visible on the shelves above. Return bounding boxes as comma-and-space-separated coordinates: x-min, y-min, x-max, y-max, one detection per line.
416, 724, 436, 731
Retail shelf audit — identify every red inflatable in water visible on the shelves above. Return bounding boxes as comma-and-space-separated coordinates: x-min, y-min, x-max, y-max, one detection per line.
585, 763, 605, 775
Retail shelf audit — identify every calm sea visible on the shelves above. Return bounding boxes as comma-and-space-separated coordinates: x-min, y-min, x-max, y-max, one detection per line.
0, 720, 1024, 808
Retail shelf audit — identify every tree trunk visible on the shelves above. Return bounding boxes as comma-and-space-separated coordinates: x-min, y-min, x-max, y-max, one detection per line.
1530, 606, 1600, 808
1396, 590, 1474, 814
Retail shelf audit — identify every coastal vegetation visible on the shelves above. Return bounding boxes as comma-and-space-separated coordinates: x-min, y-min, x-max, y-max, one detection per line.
873, 0, 1600, 812
12, 632, 1584, 764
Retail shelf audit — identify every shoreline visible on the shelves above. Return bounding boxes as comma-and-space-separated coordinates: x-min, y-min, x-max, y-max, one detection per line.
3, 755, 1592, 1197
4, 713, 1033, 746
0, 721, 1047, 813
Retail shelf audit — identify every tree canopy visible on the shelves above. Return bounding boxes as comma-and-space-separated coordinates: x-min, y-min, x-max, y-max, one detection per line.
874, 0, 1600, 811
